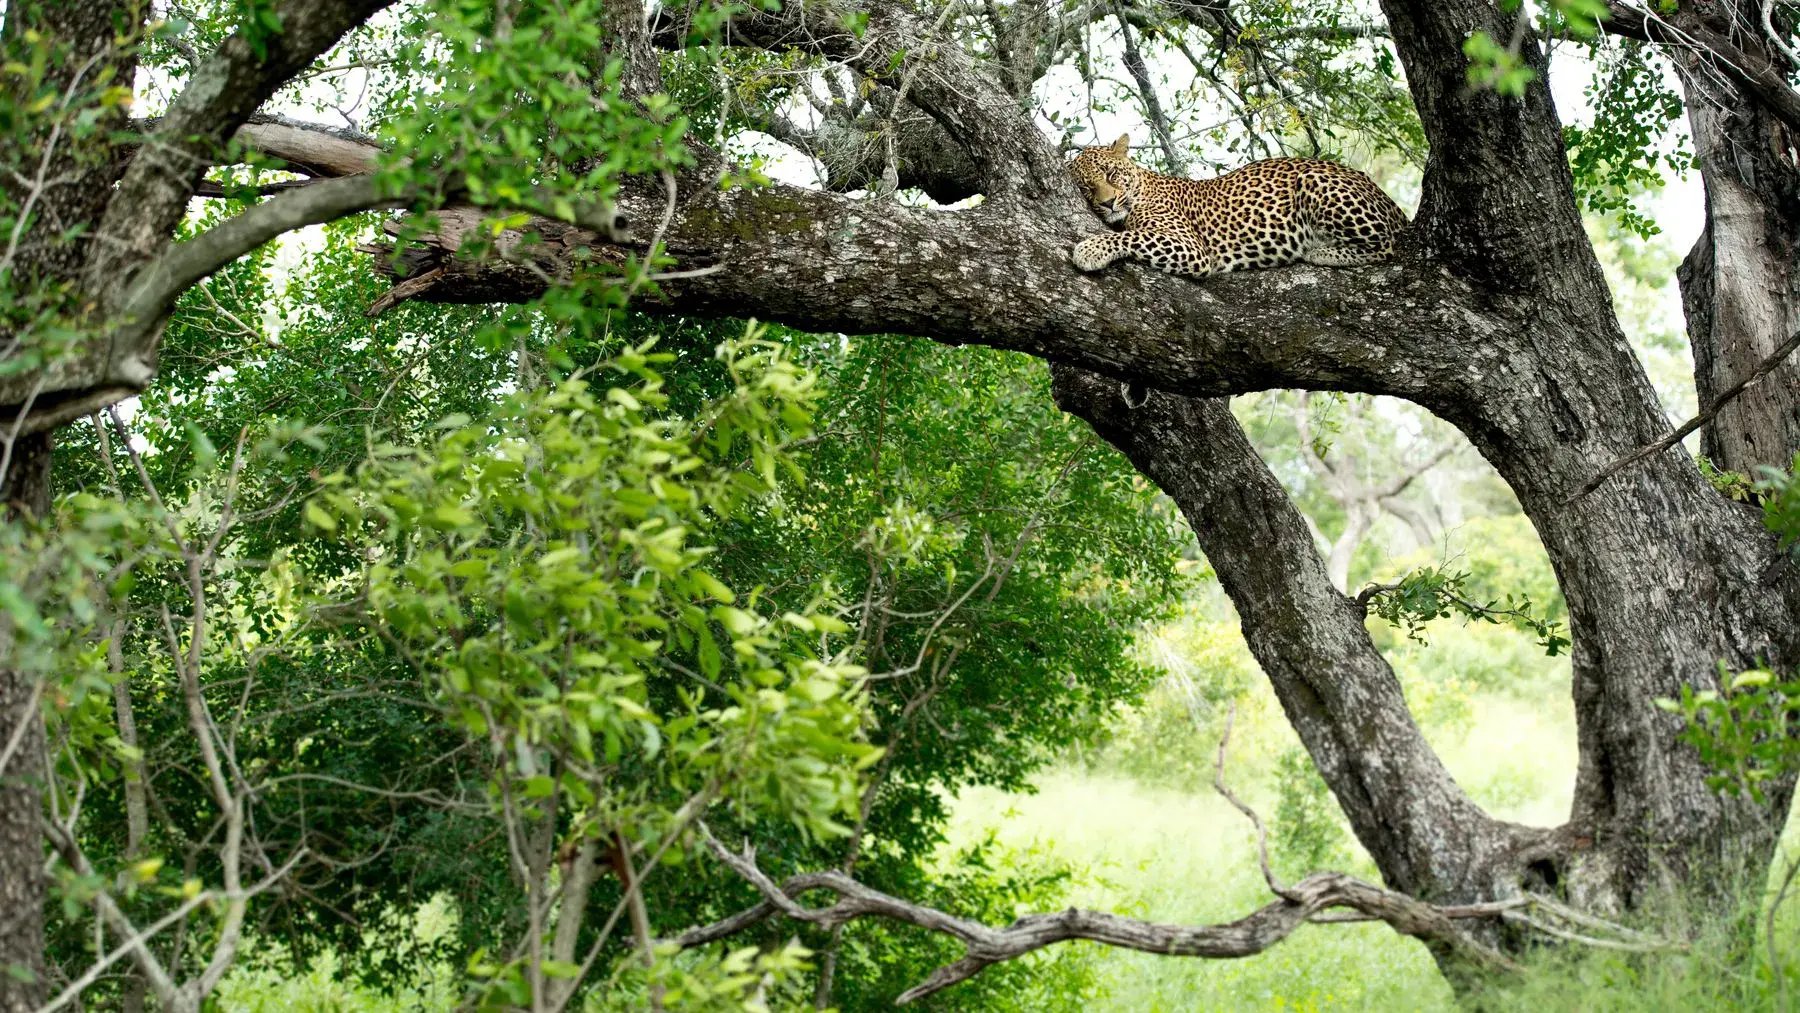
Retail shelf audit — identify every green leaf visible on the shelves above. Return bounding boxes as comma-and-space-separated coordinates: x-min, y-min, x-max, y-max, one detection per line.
303, 501, 337, 532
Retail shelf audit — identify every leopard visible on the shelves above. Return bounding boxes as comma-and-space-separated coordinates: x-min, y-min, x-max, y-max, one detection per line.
1067, 135, 1407, 279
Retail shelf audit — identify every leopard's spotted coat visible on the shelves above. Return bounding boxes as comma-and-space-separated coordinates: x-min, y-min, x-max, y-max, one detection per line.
1068, 136, 1407, 278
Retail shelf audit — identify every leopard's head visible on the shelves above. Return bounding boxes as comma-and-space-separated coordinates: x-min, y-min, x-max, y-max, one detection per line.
1069, 134, 1140, 226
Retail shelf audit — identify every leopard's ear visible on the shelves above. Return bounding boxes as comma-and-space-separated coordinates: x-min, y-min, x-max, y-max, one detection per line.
1110, 134, 1131, 156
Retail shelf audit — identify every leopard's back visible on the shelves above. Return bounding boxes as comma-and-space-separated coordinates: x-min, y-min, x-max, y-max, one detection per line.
1068, 139, 1407, 279
1138, 158, 1405, 271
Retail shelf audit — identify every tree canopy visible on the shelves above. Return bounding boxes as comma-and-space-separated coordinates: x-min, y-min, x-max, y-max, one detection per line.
2, 0, 1800, 1009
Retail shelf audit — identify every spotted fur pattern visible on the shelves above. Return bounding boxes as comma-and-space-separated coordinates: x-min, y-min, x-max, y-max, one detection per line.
1068, 136, 1407, 279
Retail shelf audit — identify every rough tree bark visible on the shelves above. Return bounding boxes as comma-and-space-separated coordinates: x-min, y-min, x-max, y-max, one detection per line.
0, 435, 52, 1013
1604, 1, 1800, 475
3, 0, 1800, 996
1673, 3, 1800, 474
0, 2, 137, 1004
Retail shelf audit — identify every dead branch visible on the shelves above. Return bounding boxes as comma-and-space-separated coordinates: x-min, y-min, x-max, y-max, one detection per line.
1570, 326, 1800, 502
676, 705, 1689, 1005
1212, 703, 1291, 899
688, 822, 1517, 1005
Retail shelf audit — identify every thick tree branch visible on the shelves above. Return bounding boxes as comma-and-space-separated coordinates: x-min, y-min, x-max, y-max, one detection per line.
232, 114, 387, 177
1048, 368, 1525, 899
0, 175, 408, 436
362, 183, 1502, 409
681, 0, 1069, 199
1378, 0, 1605, 294
122, 175, 407, 326
760, 101, 982, 202
93, 0, 397, 284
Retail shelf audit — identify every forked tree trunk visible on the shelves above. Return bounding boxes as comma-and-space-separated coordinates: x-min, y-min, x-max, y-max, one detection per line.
345, 0, 1800, 929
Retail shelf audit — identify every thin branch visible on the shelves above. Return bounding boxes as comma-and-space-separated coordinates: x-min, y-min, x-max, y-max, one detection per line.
0, 676, 43, 779
1212, 704, 1291, 900
95, 0, 401, 283
1569, 326, 1800, 502
1115, 13, 1184, 172
121, 174, 409, 327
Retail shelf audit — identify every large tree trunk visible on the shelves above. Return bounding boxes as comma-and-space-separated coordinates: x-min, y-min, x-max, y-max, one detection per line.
1672, 3, 1800, 474
335, 0, 1800, 928
0, 2, 138, 1003
1049, 374, 1532, 907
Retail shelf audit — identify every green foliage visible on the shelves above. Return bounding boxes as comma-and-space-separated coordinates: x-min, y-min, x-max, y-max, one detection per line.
1084, 610, 1257, 788
376, 0, 691, 236
1363, 564, 1569, 655
1757, 454, 1800, 552
1304, 391, 1348, 460
1463, 30, 1537, 97
1700, 456, 1764, 505
1661, 665, 1799, 804
216, 896, 463, 1011
1384, 622, 1570, 700
1462, 921, 1792, 1013
1564, 42, 1689, 238
1271, 748, 1348, 879
29, 207, 1190, 1006
318, 339, 877, 843
1464, 0, 1620, 97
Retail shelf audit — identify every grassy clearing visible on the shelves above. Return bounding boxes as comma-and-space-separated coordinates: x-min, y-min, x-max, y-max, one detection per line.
943, 770, 1455, 1011
935, 614, 1800, 1010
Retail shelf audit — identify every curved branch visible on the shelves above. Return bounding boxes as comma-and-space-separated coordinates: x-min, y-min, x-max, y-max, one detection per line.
1048, 367, 1518, 899
120, 174, 407, 338
93, 0, 398, 285
691, 825, 1518, 1005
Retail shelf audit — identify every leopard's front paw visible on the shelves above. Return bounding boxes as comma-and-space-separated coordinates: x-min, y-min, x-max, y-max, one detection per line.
1071, 236, 1115, 272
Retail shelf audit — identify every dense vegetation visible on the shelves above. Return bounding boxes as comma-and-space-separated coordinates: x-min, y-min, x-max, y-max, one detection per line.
3, 0, 1800, 1009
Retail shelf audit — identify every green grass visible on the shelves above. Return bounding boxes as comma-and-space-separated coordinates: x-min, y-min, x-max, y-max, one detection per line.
936, 616, 1800, 1012
942, 770, 1455, 1011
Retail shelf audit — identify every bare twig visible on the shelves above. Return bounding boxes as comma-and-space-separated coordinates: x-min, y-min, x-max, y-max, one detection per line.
1212, 703, 1292, 899
1570, 326, 1800, 502
1115, 11, 1184, 172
